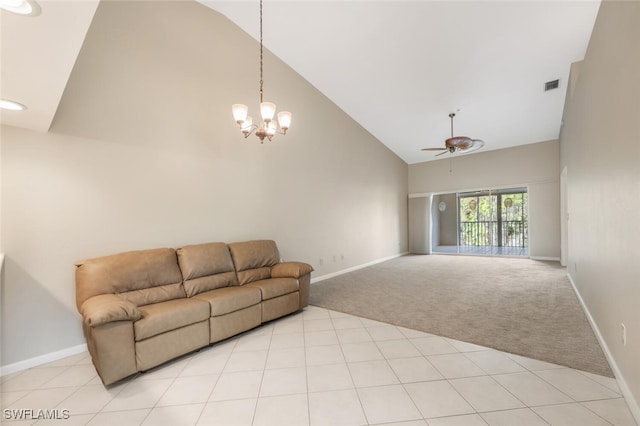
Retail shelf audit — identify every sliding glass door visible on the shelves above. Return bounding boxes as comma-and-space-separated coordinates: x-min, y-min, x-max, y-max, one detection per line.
432, 187, 528, 256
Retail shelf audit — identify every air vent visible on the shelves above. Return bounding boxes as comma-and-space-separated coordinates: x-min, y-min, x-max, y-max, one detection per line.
544, 79, 560, 91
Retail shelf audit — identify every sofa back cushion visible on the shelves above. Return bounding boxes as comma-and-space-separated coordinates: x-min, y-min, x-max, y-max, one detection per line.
76, 248, 185, 309
177, 242, 238, 296
228, 240, 280, 285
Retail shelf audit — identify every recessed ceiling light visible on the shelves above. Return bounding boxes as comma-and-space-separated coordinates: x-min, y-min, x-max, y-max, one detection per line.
0, 0, 40, 16
0, 99, 27, 111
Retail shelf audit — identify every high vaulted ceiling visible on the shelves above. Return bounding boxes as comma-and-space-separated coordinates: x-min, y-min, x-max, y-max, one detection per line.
0, 0, 100, 132
1, 0, 600, 164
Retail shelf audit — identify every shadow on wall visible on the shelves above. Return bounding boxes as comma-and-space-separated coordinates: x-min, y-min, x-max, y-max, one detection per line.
1, 257, 83, 366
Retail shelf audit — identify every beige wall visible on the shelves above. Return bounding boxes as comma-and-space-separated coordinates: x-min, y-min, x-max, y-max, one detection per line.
0, 1, 408, 366
408, 197, 430, 254
560, 0, 640, 415
409, 140, 561, 259
437, 193, 458, 246
429, 194, 441, 249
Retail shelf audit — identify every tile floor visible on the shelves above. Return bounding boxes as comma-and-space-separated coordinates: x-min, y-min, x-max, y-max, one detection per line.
1, 306, 637, 425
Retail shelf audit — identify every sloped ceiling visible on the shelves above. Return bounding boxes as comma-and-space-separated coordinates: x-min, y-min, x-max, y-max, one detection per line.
1, 0, 600, 164
0, 0, 99, 132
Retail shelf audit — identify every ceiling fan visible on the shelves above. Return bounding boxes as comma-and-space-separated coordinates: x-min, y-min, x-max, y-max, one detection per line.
422, 113, 485, 157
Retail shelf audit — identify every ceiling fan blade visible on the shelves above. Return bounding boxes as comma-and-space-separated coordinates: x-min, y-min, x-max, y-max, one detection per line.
421, 147, 447, 151
435, 150, 449, 157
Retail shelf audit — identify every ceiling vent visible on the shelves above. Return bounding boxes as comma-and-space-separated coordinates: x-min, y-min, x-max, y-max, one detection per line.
544, 79, 560, 92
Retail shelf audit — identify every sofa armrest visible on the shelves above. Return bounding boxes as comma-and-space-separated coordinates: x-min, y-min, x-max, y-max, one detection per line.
271, 261, 314, 279
80, 294, 142, 327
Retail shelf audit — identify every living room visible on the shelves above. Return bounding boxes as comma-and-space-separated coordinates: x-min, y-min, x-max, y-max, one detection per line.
1, 0, 638, 424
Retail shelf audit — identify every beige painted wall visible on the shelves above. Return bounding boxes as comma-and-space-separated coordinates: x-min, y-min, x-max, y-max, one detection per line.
409, 140, 561, 259
0, 1, 408, 365
408, 197, 430, 254
437, 193, 458, 246
559, 0, 640, 415
429, 194, 441, 249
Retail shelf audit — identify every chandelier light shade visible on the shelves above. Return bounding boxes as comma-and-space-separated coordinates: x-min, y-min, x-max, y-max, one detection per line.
232, 0, 291, 143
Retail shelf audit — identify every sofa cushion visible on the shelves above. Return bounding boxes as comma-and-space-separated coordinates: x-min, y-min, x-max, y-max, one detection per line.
271, 262, 314, 279
193, 286, 261, 316
177, 242, 238, 296
134, 298, 210, 341
237, 267, 271, 285
76, 248, 185, 309
228, 240, 280, 285
246, 277, 299, 300
119, 283, 186, 307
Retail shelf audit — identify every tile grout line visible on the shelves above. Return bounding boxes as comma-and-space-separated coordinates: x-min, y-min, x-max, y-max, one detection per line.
331, 310, 369, 425
302, 311, 311, 426
251, 321, 276, 426
192, 343, 231, 426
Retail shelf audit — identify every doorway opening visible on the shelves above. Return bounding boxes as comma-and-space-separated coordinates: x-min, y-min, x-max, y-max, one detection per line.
432, 187, 529, 257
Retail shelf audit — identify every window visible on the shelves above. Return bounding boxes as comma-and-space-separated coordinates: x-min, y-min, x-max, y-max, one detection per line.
432, 187, 528, 257
458, 188, 528, 255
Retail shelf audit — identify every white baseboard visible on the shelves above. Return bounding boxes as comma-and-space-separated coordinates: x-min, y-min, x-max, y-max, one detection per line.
567, 273, 640, 424
311, 252, 409, 284
530, 256, 561, 261
0, 343, 88, 377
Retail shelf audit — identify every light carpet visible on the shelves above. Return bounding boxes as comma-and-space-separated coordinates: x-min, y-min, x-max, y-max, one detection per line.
309, 254, 613, 377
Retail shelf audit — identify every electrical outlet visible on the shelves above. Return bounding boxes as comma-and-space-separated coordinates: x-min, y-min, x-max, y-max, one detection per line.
319, 258, 324, 266
621, 323, 627, 346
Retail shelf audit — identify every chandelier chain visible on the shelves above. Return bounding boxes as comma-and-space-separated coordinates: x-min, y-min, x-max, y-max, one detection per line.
259, 0, 264, 103
231, 0, 291, 142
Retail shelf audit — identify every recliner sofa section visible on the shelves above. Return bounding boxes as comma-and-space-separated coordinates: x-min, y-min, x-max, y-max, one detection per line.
75, 240, 313, 385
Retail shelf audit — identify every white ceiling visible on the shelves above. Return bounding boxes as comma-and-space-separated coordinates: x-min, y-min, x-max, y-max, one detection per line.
0, 0, 99, 132
1, 0, 600, 164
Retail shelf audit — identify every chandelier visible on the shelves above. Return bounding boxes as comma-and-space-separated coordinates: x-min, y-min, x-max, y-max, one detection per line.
232, 0, 291, 143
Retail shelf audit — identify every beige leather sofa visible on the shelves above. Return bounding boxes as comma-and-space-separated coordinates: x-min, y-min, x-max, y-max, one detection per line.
75, 240, 313, 385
